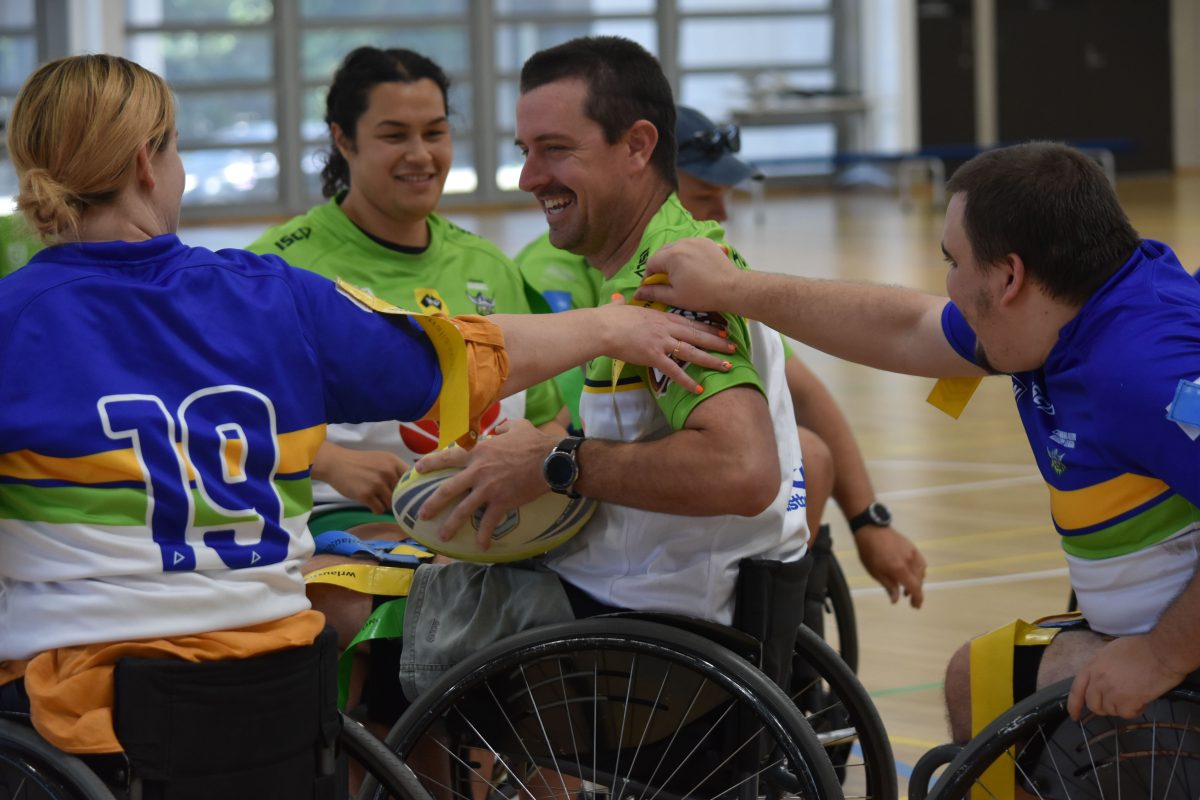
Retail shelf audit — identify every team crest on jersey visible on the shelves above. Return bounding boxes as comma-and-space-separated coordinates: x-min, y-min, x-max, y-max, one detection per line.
399, 402, 504, 456
465, 279, 496, 315
415, 288, 448, 316
1031, 382, 1055, 415
647, 308, 729, 396
1047, 446, 1068, 476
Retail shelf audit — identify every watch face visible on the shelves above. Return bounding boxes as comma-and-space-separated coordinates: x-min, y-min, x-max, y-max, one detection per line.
545, 452, 578, 489
869, 502, 892, 526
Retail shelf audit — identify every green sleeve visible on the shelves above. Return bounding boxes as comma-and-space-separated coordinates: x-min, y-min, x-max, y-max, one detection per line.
524, 371, 566, 426
651, 311, 764, 429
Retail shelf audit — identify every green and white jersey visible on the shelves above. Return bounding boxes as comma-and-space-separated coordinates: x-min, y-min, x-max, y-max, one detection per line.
515, 233, 604, 313
515, 233, 604, 431
250, 198, 563, 503
545, 194, 808, 625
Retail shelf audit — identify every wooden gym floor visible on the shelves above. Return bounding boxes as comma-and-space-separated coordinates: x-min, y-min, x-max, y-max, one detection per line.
183, 170, 1200, 797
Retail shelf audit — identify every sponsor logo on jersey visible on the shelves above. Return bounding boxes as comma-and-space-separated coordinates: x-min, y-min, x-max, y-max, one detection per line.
399, 402, 504, 456
415, 288, 449, 316
1031, 382, 1055, 415
1049, 429, 1077, 449
787, 465, 807, 511
466, 279, 496, 315
634, 248, 650, 277
273, 226, 312, 251
1011, 375, 1028, 402
1047, 446, 1068, 476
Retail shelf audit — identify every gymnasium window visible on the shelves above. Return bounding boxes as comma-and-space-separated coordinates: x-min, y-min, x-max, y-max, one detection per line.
0, 0, 37, 213
2, 0, 853, 218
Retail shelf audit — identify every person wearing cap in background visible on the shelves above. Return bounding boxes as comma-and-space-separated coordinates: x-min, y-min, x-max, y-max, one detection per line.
517, 103, 927, 609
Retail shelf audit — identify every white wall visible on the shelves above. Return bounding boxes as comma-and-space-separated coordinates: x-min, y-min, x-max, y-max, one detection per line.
860, 0, 919, 151
865, 0, 1200, 166
1172, 0, 1200, 168
66, 0, 124, 55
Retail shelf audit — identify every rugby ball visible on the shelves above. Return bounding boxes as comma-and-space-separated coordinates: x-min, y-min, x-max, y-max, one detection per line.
391, 466, 597, 563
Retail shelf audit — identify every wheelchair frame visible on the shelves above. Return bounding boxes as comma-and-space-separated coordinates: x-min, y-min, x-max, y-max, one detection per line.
0, 711, 429, 800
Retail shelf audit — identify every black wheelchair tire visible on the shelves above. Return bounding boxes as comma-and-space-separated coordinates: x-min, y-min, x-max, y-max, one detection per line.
927, 677, 1200, 799
0, 718, 118, 800
793, 624, 895, 799
365, 618, 844, 800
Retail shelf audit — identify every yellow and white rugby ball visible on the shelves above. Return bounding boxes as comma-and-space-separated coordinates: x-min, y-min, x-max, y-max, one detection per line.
391, 466, 597, 563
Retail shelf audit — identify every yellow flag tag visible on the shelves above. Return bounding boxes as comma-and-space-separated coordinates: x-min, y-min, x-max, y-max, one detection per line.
336, 279, 469, 449
304, 562, 420, 596
608, 272, 675, 393
926, 376, 983, 419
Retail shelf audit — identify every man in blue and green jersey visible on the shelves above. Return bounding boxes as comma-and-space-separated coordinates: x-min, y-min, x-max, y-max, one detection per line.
638, 141, 1200, 740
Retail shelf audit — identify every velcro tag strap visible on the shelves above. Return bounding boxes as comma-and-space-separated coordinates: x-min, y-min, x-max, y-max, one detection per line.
968, 619, 1065, 800
336, 598, 408, 709
312, 530, 432, 566
336, 278, 469, 449
304, 562, 419, 597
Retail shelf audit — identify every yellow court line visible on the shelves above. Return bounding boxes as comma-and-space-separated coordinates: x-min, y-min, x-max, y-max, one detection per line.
835, 523, 1053, 560
846, 549, 1065, 589
890, 735, 947, 750
925, 549, 1065, 575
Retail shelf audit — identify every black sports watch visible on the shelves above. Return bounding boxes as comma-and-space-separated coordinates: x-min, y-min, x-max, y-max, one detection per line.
848, 501, 892, 533
543, 436, 584, 498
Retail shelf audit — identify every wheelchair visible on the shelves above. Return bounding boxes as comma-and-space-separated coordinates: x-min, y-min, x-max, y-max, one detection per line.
0, 627, 430, 800
803, 523, 859, 674
908, 677, 1200, 799
355, 546, 895, 800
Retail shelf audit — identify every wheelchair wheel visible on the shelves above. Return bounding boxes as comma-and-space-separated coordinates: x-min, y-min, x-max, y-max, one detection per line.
804, 526, 858, 673
339, 713, 433, 800
0, 718, 117, 800
927, 677, 1200, 799
792, 625, 895, 799
365, 618, 843, 800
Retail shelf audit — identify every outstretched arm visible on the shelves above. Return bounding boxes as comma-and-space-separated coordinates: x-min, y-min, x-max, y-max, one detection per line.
488, 300, 735, 397
784, 355, 926, 607
636, 238, 983, 379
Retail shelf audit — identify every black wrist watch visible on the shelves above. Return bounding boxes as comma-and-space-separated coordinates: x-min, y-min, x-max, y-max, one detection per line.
848, 501, 892, 533
543, 436, 584, 498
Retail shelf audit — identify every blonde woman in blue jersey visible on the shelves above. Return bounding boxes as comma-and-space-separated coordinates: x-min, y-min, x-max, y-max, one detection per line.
250, 47, 565, 535
0, 53, 730, 757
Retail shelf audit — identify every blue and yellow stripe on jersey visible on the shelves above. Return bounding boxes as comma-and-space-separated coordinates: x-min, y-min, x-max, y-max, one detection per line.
940, 240, 1200, 564
0, 424, 326, 527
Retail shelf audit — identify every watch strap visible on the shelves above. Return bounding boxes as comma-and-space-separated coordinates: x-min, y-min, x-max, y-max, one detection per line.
848, 501, 890, 533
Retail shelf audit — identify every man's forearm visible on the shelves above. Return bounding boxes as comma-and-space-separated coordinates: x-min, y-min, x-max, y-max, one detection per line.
785, 357, 877, 516
573, 385, 781, 517
728, 273, 976, 378
573, 432, 777, 517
